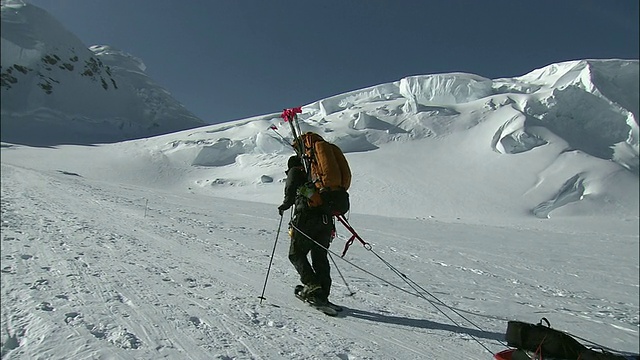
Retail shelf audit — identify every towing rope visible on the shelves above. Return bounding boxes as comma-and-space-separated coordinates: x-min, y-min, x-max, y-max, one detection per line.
289, 221, 508, 355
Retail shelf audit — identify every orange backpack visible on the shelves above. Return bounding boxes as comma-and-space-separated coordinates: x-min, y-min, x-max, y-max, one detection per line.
294, 132, 351, 215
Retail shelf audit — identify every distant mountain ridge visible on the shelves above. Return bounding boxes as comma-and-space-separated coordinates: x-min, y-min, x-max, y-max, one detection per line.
291, 59, 638, 170
109, 58, 635, 221
0, 0, 205, 145
1, 0, 637, 167
0, 1, 638, 221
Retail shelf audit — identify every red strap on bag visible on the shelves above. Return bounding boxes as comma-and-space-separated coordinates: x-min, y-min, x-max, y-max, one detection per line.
336, 215, 370, 257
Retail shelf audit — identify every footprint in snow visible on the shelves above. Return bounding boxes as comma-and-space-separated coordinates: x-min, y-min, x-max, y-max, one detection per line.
64, 312, 83, 325
36, 302, 54, 311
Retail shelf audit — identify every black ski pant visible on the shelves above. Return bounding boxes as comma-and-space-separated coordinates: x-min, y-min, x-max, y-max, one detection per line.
288, 212, 333, 301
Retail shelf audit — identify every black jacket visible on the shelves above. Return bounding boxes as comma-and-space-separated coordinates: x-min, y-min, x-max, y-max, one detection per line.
281, 165, 307, 212
281, 165, 333, 237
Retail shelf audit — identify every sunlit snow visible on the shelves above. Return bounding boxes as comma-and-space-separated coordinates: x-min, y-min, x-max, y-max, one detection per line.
1, 1, 638, 359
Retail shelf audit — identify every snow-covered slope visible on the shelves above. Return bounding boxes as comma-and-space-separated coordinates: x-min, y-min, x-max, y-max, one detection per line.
2, 59, 638, 225
0, 2, 638, 359
1, 3, 637, 224
0, 0, 205, 146
12, 58, 632, 226
1, 164, 638, 359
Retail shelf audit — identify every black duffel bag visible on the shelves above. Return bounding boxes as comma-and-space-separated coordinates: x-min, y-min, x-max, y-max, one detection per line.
505, 318, 635, 360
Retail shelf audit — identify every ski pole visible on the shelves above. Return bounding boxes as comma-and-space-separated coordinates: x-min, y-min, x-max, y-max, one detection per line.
328, 252, 356, 296
268, 125, 293, 148
258, 214, 284, 304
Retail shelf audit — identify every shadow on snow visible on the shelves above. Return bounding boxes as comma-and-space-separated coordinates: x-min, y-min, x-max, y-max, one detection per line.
340, 306, 504, 342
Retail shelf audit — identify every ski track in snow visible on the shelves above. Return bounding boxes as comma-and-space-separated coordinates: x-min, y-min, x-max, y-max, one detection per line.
1, 163, 638, 359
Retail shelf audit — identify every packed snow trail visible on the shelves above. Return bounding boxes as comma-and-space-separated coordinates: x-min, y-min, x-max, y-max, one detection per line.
1, 162, 637, 359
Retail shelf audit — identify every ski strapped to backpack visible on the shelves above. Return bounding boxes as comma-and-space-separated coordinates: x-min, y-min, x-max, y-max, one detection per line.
280, 107, 352, 216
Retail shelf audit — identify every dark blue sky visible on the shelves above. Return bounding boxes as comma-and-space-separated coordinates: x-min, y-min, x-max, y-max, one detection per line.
26, 0, 639, 124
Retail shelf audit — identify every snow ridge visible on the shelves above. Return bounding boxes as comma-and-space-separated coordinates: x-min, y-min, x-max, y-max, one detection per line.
0, 2, 638, 221
0, 1, 205, 145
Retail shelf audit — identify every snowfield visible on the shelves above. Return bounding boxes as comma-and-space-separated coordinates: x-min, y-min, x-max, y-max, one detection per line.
1, 147, 638, 359
1, 1, 638, 358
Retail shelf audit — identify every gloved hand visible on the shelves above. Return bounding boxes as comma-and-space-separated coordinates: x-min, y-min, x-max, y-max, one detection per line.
278, 204, 289, 216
